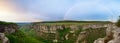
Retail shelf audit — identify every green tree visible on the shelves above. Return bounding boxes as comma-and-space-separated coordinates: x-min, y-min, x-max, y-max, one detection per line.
116, 16, 120, 27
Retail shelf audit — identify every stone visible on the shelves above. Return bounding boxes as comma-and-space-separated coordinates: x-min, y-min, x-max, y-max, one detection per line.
94, 38, 104, 43
53, 39, 58, 42
0, 33, 9, 43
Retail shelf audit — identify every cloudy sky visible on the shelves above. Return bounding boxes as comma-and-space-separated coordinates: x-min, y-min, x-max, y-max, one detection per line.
0, 0, 120, 22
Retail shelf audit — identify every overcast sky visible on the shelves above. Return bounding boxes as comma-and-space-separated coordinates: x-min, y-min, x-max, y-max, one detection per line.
0, 0, 120, 22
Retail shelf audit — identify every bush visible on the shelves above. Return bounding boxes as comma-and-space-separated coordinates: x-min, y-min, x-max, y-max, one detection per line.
116, 16, 120, 27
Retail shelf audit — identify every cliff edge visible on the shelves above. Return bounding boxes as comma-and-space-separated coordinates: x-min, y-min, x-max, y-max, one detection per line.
0, 21, 18, 43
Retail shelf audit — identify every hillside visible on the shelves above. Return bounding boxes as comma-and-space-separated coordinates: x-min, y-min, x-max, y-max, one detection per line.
0, 21, 114, 43
0, 21, 44, 43
20, 21, 111, 43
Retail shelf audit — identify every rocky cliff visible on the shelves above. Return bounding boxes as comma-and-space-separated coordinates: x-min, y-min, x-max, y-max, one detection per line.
94, 24, 120, 43
29, 23, 107, 33
20, 21, 110, 43
0, 33, 9, 43
0, 21, 18, 43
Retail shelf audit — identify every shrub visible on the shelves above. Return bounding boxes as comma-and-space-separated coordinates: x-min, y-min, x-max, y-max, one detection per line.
116, 16, 120, 27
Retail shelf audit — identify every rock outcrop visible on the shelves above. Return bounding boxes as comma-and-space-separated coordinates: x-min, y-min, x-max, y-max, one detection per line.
28, 23, 107, 34
0, 21, 18, 43
0, 24, 18, 34
94, 24, 120, 43
75, 31, 88, 43
0, 33, 9, 43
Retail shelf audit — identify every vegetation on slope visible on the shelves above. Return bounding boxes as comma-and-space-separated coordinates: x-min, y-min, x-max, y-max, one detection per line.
0, 40, 2, 43
20, 27, 106, 43
0, 21, 44, 43
85, 28, 106, 43
20, 28, 81, 43
0, 21, 17, 25
7, 30, 44, 43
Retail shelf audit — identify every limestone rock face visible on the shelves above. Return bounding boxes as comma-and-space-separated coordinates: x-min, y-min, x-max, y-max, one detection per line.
75, 31, 88, 43
31, 24, 81, 33
30, 23, 106, 34
25, 22, 109, 43
0, 33, 9, 43
107, 28, 120, 43
94, 24, 120, 43
0, 25, 18, 34
0, 22, 18, 43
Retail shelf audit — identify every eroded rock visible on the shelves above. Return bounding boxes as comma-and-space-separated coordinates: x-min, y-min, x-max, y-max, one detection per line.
94, 24, 120, 43
0, 33, 9, 43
